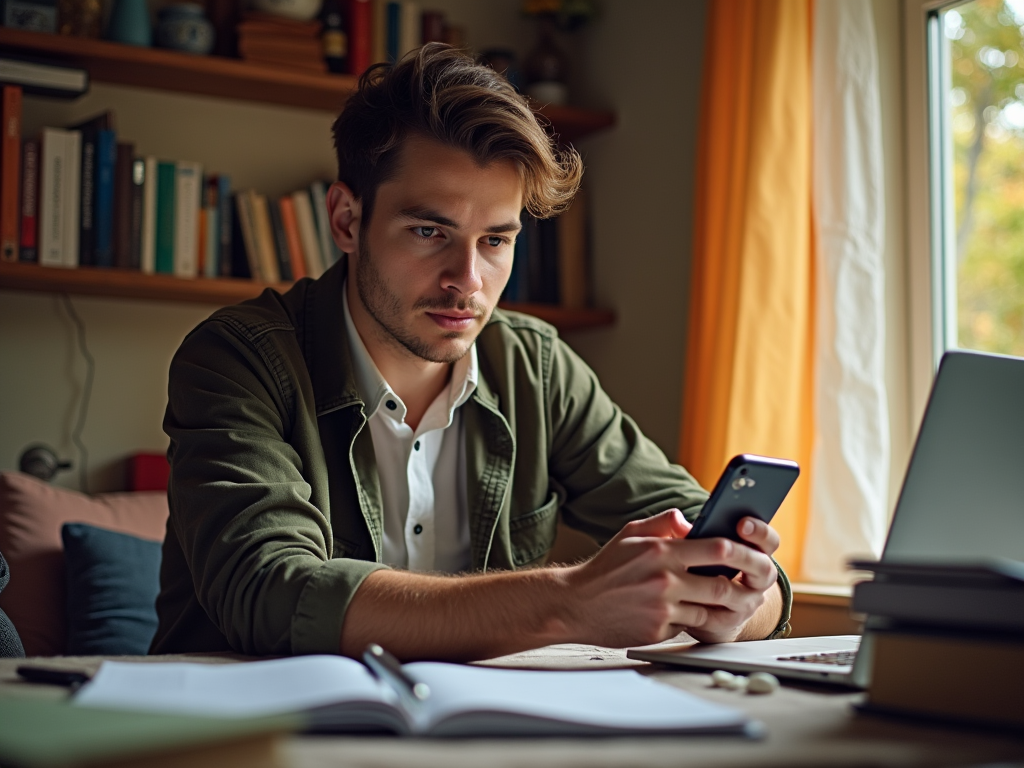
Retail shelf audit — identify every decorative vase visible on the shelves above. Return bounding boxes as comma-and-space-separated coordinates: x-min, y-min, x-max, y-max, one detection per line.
155, 3, 214, 55
251, 0, 322, 23
106, 0, 151, 47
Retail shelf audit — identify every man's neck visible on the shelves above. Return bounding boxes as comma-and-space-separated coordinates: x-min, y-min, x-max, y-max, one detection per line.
346, 278, 451, 431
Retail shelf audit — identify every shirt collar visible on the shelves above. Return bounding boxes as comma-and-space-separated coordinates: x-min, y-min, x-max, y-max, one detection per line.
342, 286, 478, 424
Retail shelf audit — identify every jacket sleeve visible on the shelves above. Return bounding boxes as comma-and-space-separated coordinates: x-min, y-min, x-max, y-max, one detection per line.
163, 319, 387, 656
544, 337, 792, 640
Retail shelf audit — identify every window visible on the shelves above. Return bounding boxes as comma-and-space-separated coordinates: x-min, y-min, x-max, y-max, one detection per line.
930, 0, 1024, 357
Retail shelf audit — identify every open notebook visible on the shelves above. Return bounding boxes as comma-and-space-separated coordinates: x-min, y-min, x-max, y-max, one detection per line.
74, 655, 754, 738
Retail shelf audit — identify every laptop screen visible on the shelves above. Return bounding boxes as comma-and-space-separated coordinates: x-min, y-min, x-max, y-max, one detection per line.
882, 351, 1024, 565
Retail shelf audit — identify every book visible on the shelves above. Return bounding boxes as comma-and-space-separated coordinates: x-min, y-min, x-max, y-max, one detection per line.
267, 197, 293, 281
203, 175, 219, 278
291, 189, 323, 278
18, 137, 38, 262
112, 142, 134, 269
0, 696, 295, 768
197, 206, 207, 276
1, 85, 21, 262
61, 129, 80, 267
174, 160, 202, 278
140, 155, 158, 274
386, 1, 400, 62
73, 655, 753, 737
278, 194, 306, 280
398, 0, 420, 60
0, 55, 88, 98
864, 630, 1024, 729
557, 185, 589, 309
92, 127, 116, 267
371, 0, 388, 64
249, 190, 280, 283
216, 174, 233, 277
154, 160, 176, 274
233, 191, 261, 280
69, 111, 113, 268
309, 179, 340, 267
348, 0, 372, 75
38, 127, 72, 267
129, 157, 145, 270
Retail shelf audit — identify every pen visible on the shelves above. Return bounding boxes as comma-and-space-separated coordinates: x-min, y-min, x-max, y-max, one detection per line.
362, 643, 431, 702
17, 665, 92, 691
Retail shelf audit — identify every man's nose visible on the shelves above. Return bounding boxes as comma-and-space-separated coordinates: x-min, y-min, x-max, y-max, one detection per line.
442, 241, 484, 296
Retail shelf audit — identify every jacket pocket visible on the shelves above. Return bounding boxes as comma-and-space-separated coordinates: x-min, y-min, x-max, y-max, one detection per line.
509, 492, 560, 567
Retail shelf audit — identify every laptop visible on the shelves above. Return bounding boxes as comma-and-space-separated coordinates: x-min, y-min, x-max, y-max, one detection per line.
628, 350, 1024, 687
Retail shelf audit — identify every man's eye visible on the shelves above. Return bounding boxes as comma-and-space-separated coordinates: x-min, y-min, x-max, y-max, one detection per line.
413, 226, 437, 239
486, 236, 506, 247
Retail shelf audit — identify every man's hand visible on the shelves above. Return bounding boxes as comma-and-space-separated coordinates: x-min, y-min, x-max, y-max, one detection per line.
561, 509, 782, 647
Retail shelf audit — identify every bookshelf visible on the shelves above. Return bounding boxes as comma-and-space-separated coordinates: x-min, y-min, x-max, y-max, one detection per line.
0, 28, 617, 141
0, 262, 617, 331
1, 28, 617, 331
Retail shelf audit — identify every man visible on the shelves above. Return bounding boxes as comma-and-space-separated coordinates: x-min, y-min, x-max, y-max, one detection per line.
151, 45, 791, 660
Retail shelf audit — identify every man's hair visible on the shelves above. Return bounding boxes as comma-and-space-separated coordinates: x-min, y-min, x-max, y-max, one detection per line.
331, 43, 583, 222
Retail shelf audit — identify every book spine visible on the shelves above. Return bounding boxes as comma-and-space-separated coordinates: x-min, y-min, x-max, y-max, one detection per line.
39, 128, 66, 267
278, 194, 306, 280
556, 186, 589, 309
61, 130, 80, 267
250, 191, 280, 283
1, 85, 21, 262
267, 197, 292, 281
93, 128, 116, 267
173, 160, 202, 278
197, 206, 207, 276
371, 0, 388, 64
112, 142, 135, 269
140, 156, 158, 274
217, 174, 233, 278
349, 0, 372, 76
537, 216, 559, 304
76, 126, 96, 266
154, 161, 176, 274
233, 191, 261, 280
18, 137, 38, 262
129, 157, 145, 270
386, 1, 400, 62
398, 1, 420, 59
203, 175, 218, 278
421, 9, 443, 43
291, 190, 323, 278
309, 180, 340, 267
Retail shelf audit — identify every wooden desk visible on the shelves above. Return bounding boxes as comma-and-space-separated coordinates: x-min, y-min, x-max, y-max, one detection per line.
3, 644, 1022, 767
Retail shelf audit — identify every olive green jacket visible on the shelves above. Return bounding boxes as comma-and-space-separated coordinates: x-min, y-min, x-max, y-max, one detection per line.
151, 259, 792, 656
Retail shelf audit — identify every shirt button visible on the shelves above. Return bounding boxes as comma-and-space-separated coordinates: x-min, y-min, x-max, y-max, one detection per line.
413, 524, 423, 535
386, 400, 397, 411
414, 441, 421, 451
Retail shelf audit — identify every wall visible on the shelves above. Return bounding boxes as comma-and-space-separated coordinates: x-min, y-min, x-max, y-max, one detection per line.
0, 1, 708, 491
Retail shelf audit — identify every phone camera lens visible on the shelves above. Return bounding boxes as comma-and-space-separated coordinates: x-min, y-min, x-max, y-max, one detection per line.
739, 467, 748, 476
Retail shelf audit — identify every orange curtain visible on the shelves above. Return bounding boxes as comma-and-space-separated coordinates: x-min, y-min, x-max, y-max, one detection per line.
679, 0, 815, 579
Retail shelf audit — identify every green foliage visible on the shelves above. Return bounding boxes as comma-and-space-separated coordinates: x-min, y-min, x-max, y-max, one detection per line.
948, 0, 1024, 355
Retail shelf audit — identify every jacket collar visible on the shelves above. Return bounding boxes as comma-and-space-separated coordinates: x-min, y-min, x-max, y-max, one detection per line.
307, 256, 364, 417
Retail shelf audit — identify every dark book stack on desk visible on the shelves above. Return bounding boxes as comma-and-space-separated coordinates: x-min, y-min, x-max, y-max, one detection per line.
853, 559, 1024, 730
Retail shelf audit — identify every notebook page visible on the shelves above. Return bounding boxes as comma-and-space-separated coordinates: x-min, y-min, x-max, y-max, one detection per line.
404, 663, 749, 735
75, 655, 395, 718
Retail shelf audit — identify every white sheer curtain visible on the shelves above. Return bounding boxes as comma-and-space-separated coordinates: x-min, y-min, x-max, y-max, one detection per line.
802, 0, 890, 583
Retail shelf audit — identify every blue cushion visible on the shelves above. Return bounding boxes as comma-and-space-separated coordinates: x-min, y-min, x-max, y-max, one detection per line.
62, 523, 162, 655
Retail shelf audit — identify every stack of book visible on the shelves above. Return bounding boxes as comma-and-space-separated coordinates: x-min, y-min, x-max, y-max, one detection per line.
236, 12, 326, 74
0, 86, 340, 283
853, 559, 1024, 730
345, 0, 456, 76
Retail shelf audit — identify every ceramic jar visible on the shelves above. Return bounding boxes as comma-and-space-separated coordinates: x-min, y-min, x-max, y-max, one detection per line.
106, 0, 151, 46
155, 3, 214, 55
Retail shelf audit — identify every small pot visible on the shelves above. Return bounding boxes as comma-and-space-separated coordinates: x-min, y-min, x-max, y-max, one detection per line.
155, 3, 214, 55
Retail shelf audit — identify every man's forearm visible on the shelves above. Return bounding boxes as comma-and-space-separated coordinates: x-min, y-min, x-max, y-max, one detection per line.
339, 568, 574, 661
735, 581, 783, 641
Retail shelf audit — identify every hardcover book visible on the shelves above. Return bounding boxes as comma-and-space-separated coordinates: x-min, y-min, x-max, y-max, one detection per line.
0, 85, 21, 262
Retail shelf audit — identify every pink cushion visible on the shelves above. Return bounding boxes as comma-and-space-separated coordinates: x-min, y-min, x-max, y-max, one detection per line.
0, 472, 168, 656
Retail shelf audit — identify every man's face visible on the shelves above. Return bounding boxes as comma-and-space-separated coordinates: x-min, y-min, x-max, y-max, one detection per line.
350, 135, 523, 364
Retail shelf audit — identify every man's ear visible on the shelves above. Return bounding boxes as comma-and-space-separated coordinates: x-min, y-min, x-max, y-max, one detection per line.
327, 181, 362, 254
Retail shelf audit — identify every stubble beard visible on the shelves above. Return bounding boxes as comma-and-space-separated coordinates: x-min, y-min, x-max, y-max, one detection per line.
355, 238, 488, 364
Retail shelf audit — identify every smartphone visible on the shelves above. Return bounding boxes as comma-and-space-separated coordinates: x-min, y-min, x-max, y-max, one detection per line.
687, 454, 799, 579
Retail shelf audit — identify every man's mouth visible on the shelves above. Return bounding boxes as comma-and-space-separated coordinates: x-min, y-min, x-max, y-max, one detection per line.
426, 311, 479, 331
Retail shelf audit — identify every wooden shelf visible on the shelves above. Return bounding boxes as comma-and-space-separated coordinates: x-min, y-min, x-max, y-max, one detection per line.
0, 262, 615, 331
0, 28, 616, 140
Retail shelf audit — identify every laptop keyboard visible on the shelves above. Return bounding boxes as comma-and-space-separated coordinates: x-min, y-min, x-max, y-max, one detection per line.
776, 650, 857, 666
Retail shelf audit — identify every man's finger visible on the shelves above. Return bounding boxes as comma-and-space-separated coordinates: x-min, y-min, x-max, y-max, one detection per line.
618, 509, 691, 541
735, 516, 781, 556
660, 537, 777, 588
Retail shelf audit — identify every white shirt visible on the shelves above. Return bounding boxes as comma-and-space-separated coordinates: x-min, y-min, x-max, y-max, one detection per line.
342, 290, 477, 572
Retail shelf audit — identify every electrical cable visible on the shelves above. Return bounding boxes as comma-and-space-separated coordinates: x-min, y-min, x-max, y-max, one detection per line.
60, 295, 94, 494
